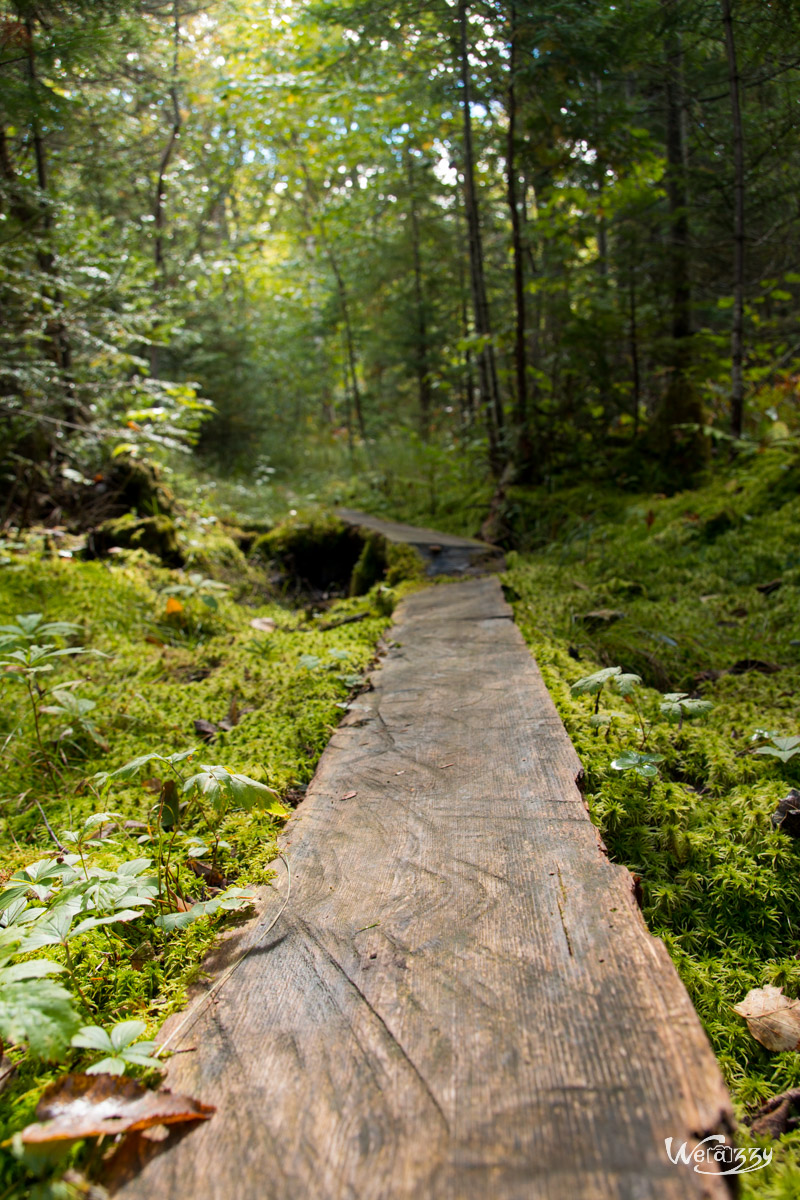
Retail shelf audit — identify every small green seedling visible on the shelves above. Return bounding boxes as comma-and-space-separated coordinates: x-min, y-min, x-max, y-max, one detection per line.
752, 734, 800, 764
71, 1019, 160, 1075
154, 885, 256, 932
660, 693, 714, 729
610, 750, 665, 780
570, 666, 642, 715
0, 613, 82, 652
40, 686, 107, 749
161, 572, 230, 612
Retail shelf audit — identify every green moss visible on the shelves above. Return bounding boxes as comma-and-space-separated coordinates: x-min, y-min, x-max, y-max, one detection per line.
0, 530, 402, 1191
250, 510, 365, 592
385, 541, 426, 585
505, 446, 800, 1191
90, 513, 183, 567
349, 532, 388, 595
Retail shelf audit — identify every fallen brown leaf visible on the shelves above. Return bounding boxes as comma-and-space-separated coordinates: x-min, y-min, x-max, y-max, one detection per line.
193, 718, 220, 743
187, 859, 229, 889
733, 985, 800, 1051
749, 1088, 800, 1138
249, 617, 276, 633
21, 1074, 215, 1145
771, 790, 800, 838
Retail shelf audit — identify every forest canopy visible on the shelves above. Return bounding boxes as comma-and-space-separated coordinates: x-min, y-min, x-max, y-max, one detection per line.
1, 0, 800, 520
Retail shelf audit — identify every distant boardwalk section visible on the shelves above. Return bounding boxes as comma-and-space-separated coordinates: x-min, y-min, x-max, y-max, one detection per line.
336, 507, 506, 575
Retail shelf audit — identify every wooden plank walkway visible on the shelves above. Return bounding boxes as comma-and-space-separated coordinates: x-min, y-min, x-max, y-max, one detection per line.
112, 577, 734, 1200
336, 507, 506, 576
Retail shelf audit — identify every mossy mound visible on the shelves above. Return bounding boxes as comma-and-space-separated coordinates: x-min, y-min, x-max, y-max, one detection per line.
250, 512, 425, 597
88, 513, 183, 567
250, 512, 365, 593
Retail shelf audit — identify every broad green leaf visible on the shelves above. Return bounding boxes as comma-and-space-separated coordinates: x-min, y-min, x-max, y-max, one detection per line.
570, 666, 621, 696
69, 909, 143, 939
610, 751, 664, 779
71, 1025, 114, 1053
0, 974, 80, 1059
111, 1019, 148, 1050
612, 672, 641, 696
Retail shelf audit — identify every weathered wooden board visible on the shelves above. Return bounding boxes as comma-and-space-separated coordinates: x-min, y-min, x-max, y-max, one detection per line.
112, 577, 734, 1200
336, 507, 506, 576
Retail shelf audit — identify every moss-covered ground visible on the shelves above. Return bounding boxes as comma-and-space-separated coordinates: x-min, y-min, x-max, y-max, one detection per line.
504, 446, 800, 1196
5, 447, 800, 1195
0, 514, 410, 1196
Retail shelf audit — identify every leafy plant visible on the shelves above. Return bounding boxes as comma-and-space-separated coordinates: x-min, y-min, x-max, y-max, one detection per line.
659, 692, 714, 728
40, 686, 107, 751
751, 733, 800, 764
570, 665, 642, 714
0, 614, 82, 652
161, 572, 230, 612
610, 750, 665, 780
154, 885, 256, 932
0, 930, 81, 1059
71, 1019, 160, 1076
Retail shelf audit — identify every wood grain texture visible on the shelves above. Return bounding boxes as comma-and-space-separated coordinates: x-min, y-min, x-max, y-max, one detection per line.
336, 508, 506, 576
112, 577, 734, 1200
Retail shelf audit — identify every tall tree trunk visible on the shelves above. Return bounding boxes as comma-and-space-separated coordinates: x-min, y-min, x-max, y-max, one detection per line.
457, 0, 503, 472
506, 2, 527, 434
456, 188, 477, 429
405, 148, 432, 437
333, 259, 366, 442
664, 13, 691, 348
296, 155, 366, 442
151, 2, 181, 376
23, 15, 73, 402
721, 0, 745, 437
651, 0, 706, 477
628, 262, 641, 438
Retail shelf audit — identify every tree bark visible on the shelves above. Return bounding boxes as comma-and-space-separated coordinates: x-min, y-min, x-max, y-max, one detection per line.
405, 148, 432, 437
295, 157, 366, 443
154, 3, 182, 277
150, 3, 181, 376
650, 0, 707, 478
22, 15, 73, 395
628, 264, 641, 438
721, 0, 745, 437
457, 0, 503, 472
506, 2, 527, 432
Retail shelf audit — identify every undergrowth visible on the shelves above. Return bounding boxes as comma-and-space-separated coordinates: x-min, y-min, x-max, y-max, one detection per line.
0, 515, 406, 1195
505, 445, 800, 1196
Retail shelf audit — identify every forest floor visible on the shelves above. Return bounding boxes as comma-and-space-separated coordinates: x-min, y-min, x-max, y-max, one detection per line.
0, 512, 414, 1197
1, 445, 799, 1197
501, 446, 800, 1198
109, 574, 732, 1200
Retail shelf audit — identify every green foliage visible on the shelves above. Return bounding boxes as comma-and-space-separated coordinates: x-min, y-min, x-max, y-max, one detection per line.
610, 750, 664, 780
660, 694, 715, 723
71, 1020, 160, 1077
506, 450, 800, 1188
753, 736, 800, 765
0, 525, 395, 1194
0, 933, 80, 1060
